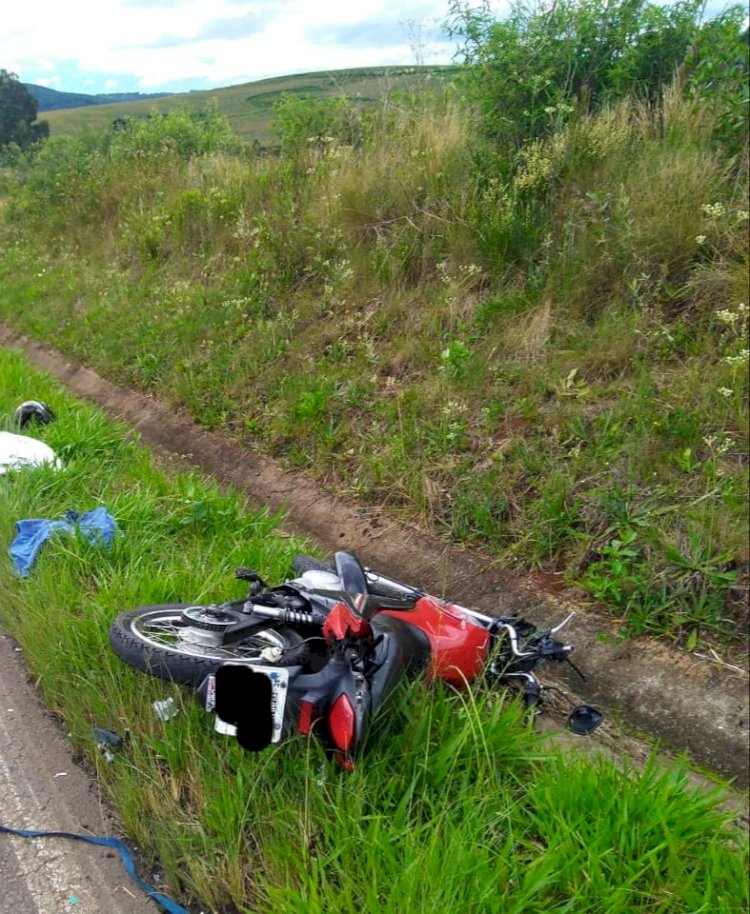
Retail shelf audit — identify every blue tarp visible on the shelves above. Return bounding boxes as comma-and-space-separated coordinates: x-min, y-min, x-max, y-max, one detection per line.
10, 507, 121, 577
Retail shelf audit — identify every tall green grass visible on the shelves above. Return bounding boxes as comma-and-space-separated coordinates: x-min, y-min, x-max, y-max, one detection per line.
0, 350, 747, 912
0, 76, 747, 647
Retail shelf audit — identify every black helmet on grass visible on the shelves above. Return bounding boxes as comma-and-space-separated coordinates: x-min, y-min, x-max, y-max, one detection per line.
14, 400, 55, 429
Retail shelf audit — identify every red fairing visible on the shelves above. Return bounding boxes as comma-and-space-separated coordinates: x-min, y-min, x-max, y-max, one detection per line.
382, 596, 490, 684
322, 602, 373, 640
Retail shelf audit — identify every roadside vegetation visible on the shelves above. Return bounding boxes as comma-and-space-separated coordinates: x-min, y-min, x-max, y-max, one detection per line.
35, 66, 461, 147
0, 349, 747, 913
0, 0, 747, 651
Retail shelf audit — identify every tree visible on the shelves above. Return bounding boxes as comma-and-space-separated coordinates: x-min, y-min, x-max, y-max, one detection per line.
447, 0, 746, 152
0, 70, 49, 150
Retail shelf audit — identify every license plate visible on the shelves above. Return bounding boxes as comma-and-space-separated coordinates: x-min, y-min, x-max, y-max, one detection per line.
211, 663, 289, 747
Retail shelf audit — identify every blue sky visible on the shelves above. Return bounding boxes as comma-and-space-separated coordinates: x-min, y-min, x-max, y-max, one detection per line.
4, 0, 508, 95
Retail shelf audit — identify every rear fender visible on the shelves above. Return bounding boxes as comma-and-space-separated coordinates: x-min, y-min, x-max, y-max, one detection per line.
283, 656, 373, 756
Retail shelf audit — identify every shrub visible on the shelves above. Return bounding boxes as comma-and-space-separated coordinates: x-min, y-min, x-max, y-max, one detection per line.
273, 94, 370, 157
449, 0, 748, 156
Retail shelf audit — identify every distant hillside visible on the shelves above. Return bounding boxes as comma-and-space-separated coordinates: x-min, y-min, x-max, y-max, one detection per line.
38, 66, 462, 145
25, 83, 171, 112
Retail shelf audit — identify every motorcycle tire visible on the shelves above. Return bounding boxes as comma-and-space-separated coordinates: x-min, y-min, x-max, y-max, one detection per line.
109, 603, 308, 686
291, 554, 335, 575
291, 554, 416, 602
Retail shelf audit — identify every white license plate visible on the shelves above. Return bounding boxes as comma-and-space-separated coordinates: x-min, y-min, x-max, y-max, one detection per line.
211, 664, 289, 744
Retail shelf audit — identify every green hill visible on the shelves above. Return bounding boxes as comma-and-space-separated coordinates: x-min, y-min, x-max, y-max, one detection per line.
41, 66, 462, 145
24, 83, 170, 112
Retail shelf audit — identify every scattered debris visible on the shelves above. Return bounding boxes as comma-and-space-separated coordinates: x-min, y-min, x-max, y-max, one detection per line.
92, 728, 123, 750
152, 698, 179, 721
9, 506, 122, 577
0, 430, 61, 476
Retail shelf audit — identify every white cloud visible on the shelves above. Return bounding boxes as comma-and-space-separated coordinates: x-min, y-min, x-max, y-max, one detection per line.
6, 0, 472, 94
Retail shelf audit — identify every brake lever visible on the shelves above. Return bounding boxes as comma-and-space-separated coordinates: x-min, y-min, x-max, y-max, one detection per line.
549, 612, 576, 635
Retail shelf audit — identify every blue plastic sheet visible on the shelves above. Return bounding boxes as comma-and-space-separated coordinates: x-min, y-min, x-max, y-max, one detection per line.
9, 507, 121, 577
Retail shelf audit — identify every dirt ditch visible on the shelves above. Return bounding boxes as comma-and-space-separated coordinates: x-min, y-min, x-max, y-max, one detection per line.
2, 324, 748, 792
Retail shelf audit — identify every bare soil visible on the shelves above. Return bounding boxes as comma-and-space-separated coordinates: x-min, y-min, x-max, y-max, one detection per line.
2, 324, 748, 792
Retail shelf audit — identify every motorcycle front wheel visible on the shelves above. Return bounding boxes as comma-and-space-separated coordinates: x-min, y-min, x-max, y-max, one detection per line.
109, 604, 308, 686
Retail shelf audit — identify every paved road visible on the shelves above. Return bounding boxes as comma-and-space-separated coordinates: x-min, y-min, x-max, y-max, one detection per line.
0, 630, 156, 914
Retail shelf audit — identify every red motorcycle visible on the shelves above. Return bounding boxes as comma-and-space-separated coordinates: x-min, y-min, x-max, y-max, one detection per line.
109, 551, 602, 766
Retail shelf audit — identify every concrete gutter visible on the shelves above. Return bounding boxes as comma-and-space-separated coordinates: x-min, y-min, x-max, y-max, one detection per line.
2, 325, 748, 788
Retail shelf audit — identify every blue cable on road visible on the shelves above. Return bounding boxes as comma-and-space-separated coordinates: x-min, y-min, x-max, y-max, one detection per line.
0, 823, 190, 914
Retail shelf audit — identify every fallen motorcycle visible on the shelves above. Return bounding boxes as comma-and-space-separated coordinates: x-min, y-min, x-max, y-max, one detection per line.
109, 551, 603, 766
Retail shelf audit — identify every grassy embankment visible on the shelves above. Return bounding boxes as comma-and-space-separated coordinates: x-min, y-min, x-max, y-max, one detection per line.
0, 349, 747, 913
0, 63, 748, 651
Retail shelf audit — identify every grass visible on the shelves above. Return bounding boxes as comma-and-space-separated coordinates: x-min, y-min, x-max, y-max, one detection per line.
0, 349, 748, 913
39, 66, 463, 146
0, 80, 747, 650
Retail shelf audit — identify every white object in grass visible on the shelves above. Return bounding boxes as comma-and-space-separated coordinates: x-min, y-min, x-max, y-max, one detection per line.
0, 431, 61, 475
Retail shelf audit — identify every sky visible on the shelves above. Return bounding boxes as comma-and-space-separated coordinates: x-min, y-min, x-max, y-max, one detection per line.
3, 0, 510, 96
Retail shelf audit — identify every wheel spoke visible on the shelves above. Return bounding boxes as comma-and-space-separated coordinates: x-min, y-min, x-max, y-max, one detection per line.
144, 621, 183, 636
130, 610, 283, 661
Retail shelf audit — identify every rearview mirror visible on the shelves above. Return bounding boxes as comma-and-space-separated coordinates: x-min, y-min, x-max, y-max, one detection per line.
566, 705, 603, 735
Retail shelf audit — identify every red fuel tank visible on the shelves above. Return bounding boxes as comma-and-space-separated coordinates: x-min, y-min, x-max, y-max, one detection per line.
382, 596, 490, 685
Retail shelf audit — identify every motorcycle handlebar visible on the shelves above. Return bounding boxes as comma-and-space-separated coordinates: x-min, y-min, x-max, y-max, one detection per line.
493, 622, 537, 659
504, 671, 542, 707
492, 612, 576, 659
